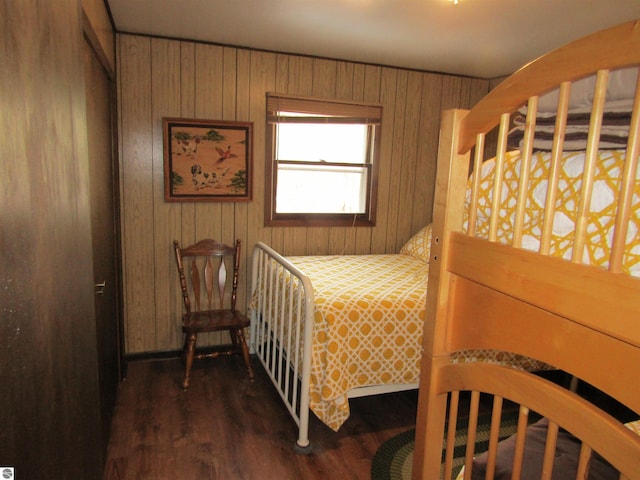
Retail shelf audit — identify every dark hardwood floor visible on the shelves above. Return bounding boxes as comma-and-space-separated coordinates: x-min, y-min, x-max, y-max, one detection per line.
104, 355, 418, 479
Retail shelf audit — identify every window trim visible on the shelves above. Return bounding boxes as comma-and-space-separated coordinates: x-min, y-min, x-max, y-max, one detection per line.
265, 94, 381, 227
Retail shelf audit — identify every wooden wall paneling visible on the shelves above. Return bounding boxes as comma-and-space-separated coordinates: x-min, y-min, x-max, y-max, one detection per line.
222, 46, 239, 120
412, 73, 445, 234
369, 68, 396, 254
440, 75, 464, 111
327, 62, 354, 255
351, 63, 366, 102
179, 42, 197, 248
118, 35, 156, 353
350, 63, 364, 103
199, 44, 223, 347
246, 50, 277, 294
312, 58, 338, 97
194, 44, 225, 119
354, 64, 381, 254
151, 38, 183, 352
233, 48, 252, 314
458, 76, 473, 108
284, 56, 314, 255
292, 56, 314, 256
338, 62, 368, 255
174, 42, 197, 345
383, 68, 409, 254
192, 43, 225, 346
168, 42, 198, 353
335, 61, 356, 100
180, 42, 197, 119
394, 71, 424, 251
266, 54, 291, 255
218, 46, 239, 335
307, 58, 338, 255
327, 213, 348, 252
248, 51, 277, 257
469, 77, 490, 107
194, 44, 224, 246
117, 33, 492, 354
220, 47, 238, 251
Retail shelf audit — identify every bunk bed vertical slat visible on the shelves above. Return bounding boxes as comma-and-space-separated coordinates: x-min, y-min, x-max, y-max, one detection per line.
572, 69, 609, 263
483, 396, 504, 478
512, 96, 538, 248
466, 133, 485, 236
610, 70, 640, 272
488, 113, 511, 241
540, 81, 572, 255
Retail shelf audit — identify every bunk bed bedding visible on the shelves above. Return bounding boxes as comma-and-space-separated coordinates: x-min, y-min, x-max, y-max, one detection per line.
508, 66, 639, 151
450, 147, 640, 374
412, 19, 640, 480
467, 148, 640, 276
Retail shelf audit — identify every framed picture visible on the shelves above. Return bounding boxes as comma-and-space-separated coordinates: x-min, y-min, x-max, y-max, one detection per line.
163, 117, 253, 202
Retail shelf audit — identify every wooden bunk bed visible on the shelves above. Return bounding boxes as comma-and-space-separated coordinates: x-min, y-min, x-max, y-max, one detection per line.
413, 20, 640, 479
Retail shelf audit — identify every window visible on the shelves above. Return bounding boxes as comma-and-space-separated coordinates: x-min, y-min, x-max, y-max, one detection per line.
265, 94, 381, 227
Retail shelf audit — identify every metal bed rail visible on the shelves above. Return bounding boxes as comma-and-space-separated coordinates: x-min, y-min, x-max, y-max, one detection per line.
250, 241, 315, 452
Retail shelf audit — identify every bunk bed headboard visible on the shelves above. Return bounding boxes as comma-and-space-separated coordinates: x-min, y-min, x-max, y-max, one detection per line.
414, 20, 640, 479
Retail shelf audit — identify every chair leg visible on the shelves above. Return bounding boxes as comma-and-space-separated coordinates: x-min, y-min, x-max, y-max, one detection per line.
236, 328, 254, 380
229, 329, 238, 346
182, 332, 197, 389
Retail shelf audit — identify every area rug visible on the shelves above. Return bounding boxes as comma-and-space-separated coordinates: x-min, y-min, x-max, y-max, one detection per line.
371, 409, 536, 480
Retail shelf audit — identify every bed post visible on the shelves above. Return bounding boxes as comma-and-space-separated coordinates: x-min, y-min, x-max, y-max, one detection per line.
413, 109, 471, 479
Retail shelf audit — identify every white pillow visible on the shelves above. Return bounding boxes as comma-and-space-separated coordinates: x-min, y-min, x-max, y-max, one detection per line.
521, 66, 638, 116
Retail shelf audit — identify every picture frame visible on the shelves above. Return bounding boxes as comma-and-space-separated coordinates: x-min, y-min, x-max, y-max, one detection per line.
162, 117, 253, 202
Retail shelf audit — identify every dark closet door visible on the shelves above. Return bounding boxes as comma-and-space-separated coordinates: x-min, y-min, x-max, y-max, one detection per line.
84, 37, 122, 451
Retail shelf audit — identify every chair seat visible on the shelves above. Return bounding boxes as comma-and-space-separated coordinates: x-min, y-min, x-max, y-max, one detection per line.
182, 310, 250, 333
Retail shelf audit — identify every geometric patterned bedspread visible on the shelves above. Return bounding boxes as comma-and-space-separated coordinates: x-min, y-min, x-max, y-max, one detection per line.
467, 149, 640, 276
286, 254, 428, 431
453, 149, 640, 370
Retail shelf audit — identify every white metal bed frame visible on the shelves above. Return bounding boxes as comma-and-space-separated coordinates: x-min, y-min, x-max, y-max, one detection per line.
249, 241, 417, 451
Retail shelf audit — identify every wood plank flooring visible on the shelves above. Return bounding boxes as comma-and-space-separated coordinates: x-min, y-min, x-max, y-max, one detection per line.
104, 355, 418, 479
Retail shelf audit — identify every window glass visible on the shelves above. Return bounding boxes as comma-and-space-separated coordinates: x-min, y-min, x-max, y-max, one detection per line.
265, 95, 381, 227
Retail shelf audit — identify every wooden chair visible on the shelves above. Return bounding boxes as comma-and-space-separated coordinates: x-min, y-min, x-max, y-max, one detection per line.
173, 238, 254, 389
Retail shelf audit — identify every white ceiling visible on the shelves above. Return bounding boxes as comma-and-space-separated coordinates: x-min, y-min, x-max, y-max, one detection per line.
106, 0, 640, 78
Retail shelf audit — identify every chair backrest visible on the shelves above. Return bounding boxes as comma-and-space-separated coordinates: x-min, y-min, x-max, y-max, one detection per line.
173, 239, 241, 314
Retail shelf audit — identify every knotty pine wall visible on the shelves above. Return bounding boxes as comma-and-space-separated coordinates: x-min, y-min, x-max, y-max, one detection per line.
117, 33, 490, 355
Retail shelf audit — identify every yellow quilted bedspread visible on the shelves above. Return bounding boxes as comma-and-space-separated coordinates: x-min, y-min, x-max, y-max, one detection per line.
286, 254, 428, 431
